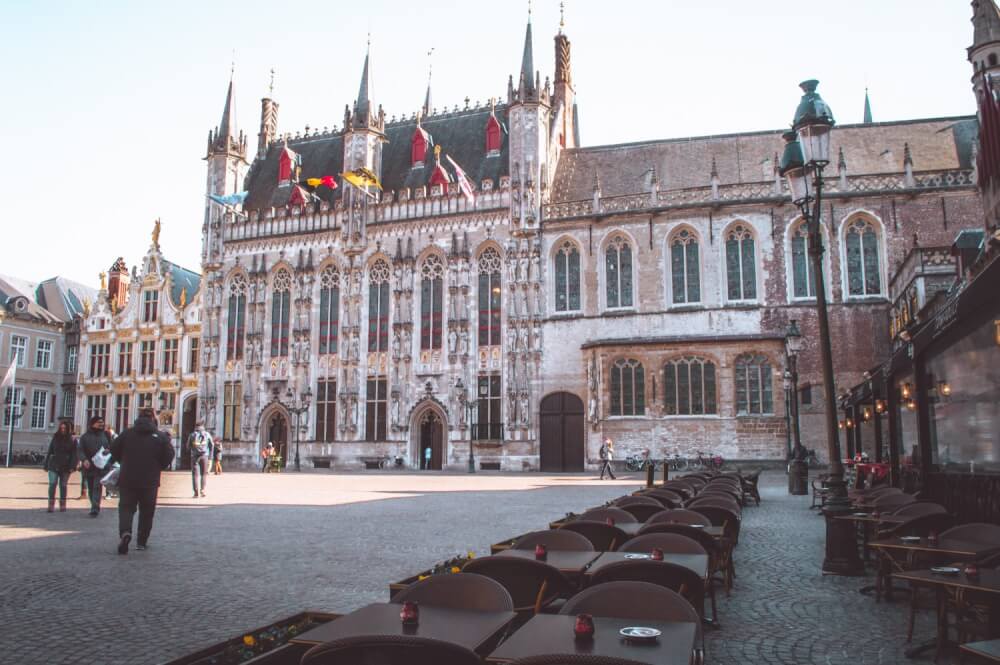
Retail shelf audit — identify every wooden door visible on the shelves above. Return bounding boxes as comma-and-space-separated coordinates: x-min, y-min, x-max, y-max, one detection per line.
267, 414, 289, 468
540, 392, 585, 472
420, 412, 443, 470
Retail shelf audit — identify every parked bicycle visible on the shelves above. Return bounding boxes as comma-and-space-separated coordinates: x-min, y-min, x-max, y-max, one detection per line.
0, 450, 45, 467
377, 455, 405, 470
625, 450, 656, 472
694, 451, 725, 470
667, 453, 690, 472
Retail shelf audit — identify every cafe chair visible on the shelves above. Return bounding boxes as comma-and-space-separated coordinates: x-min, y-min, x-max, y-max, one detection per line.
877, 512, 955, 539
646, 509, 711, 527
580, 507, 638, 524
638, 490, 683, 509
618, 532, 704, 554
889, 502, 946, 519
509, 654, 650, 665
618, 503, 667, 523
300, 634, 481, 665
696, 486, 743, 503
872, 493, 916, 512
636, 523, 727, 609
679, 475, 707, 488
687, 497, 742, 519
686, 505, 740, 543
811, 474, 831, 510
740, 470, 761, 506
660, 482, 697, 499
513, 530, 596, 552
589, 560, 706, 624
558, 520, 629, 552
940, 523, 1000, 545
562, 581, 704, 665
463, 557, 572, 615
392, 572, 514, 612
612, 495, 662, 508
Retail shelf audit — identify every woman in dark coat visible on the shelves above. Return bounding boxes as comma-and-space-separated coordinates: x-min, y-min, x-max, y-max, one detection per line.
45, 422, 77, 513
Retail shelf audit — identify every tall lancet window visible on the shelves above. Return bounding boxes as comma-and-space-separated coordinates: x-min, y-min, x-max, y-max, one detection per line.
554, 240, 581, 312
368, 260, 391, 353
477, 248, 502, 346
420, 255, 445, 350
227, 274, 247, 361
605, 235, 633, 309
319, 266, 340, 355
270, 269, 291, 358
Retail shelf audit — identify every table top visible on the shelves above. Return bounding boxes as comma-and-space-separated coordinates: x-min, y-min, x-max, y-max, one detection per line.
834, 512, 908, 525
290, 602, 515, 653
960, 639, 1000, 662
867, 537, 1000, 558
495, 548, 601, 575
486, 614, 697, 665
585, 551, 709, 580
893, 568, 1000, 594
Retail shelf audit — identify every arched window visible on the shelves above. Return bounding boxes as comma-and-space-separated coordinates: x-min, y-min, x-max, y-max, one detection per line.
270, 269, 292, 357
420, 254, 445, 350
605, 235, 633, 308
845, 217, 882, 296
226, 274, 247, 361
725, 224, 757, 301
368, 259, 391, 353
670, 228, 700, 304
554, 240, 581, 312
478, 247, 502, 346
735, 354, 773, 415
663, 357, 717, 415
319, 266, 340, 355
790, 220, 817, 298
610, 358, 645, 416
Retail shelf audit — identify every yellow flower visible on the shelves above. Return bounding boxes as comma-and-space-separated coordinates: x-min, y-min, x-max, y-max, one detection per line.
243, 635, 256, 647
450, 566, 461, 573
466, 551, 476, 559
418, 575, 429, 581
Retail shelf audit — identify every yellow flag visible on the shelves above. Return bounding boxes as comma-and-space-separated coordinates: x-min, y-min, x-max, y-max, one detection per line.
305, 178, 323, 187
342, 167, 382, 191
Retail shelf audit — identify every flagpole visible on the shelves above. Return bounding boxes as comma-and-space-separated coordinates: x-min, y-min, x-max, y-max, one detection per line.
5, 362, 16, 468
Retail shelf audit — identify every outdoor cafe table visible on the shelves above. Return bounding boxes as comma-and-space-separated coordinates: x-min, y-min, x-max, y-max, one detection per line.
584, 551, 710, 581
867, 538, 1000, 601
834, 512, 908, 564
290, 602, 516, 654
960, 638, 1000, 663
551, 520, 725, 540
495, 549, 602, 579
486, 614, 697, 665
893, 568, 1000, 658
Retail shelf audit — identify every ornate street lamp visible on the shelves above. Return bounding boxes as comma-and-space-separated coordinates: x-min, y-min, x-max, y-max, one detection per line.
456, 379, 477, 473
285, 386, 312, 472
780, 80, 860, 575
3, 396, 27, 468
785, 319, 804, 456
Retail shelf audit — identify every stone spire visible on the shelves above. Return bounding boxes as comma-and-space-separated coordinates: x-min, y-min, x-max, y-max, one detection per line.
863, 88, 873, 124
355, 43, 373, 124
519, 11, 536, 98
972, 0, 1000, 49
207, 73, 247, 160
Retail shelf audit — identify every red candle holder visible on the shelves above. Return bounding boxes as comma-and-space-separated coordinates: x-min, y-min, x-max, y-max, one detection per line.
650, 547, 664, 561
534, 543, 548, 561
605, 517, 615, 526
400, 600, 419, 625
574, 613, 595, 640
928, 531, 939, 546
964, 563, 979, 579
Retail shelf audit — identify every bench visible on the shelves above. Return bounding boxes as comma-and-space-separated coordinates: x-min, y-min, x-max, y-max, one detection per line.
360, 456, 385, 470
311, 457, 332, 469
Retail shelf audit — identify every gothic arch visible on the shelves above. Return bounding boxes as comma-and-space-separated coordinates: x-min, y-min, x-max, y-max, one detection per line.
258, 401, 292, 465
407, 397, 450, 469
600, 228, 638, 310
664, 224, 703, 306
269, 263, 295, 286
549, 234, 585, 313
836, 209, 888, 299
719, 219, 760, 303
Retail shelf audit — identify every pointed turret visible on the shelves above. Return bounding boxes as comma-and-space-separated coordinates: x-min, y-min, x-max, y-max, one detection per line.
349, 43, 384, 132
972, 0, 1000, 49
520, 20, 535, 97
207, 75, 247, 160
863, 88, 873, 124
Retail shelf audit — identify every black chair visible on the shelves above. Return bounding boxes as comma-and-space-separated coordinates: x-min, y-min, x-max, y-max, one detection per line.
636, 522, 726, 613
579, 507, 638, 525
513, 529, 595, 552
646, 509, 711, 526
613, 495, 662, 508
558, 520, 629, 551
391, 572, 514, 612
463, 556, 572, 614
639, 490, 683, 509
301, 634, 481, 665
618, 532, 705, 555
588, 560, 706, 625
618, 503, 666, 523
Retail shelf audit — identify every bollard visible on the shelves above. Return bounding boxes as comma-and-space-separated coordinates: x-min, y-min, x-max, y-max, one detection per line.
645, 464, 655, 488
662, 460, 669, 484
789, 460, 808, 495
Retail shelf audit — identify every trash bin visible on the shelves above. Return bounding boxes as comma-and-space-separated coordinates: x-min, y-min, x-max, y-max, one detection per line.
788, 460, 808, 495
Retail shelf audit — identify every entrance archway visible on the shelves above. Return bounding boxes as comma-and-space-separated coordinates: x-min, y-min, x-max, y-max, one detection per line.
178, 395, 198, 471
417, 410, 444, 470
539, 392, 585, 472
260, 407, 290, 469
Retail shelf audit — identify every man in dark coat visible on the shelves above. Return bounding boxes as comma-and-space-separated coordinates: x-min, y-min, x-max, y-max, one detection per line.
79, 416, 112, 516
110, 407, 175, 555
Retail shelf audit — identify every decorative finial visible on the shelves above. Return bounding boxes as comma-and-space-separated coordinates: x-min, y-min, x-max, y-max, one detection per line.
268, 67, 276, 97
367, 31, 371, 50
559, 1, 565, 33
152, 218, 161, 249
427, 47, 434, 83
434, 144, 442, 161
99, 272, 107, 291
230, 50, 235, 79
528, 0, 532, 21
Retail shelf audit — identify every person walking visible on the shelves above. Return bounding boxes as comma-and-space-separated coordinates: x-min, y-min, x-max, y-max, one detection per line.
188, 423, 212, 497
261, 441, 274, 473
43, 422, 77, 513
76, 429, 87, 500
79, 416, 113, 516
599, 437, 617, 480
110, 407, 175, 555
211, 435, 223, 475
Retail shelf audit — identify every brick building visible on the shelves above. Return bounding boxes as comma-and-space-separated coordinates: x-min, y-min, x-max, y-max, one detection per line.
197, 7, 986, 470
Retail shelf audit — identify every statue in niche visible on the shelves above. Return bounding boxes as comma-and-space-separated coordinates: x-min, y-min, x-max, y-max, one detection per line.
391, 392, 401, 427
460, 261, 470, 286
403, 262, 413, 289
518, 253, 529, 283
402, 327, 412, 357
506, 257, 517, 284
350, 334, 360, 361
532, 322, 542, 351
520, 392, 531, 427
392, 328, 402, 358
459, 329, 469, 355
506, 326, 517, 352
350, 396, 359, 430
531, 251, 541, 283
448, 329, 458, 354
394, 263, 403, 284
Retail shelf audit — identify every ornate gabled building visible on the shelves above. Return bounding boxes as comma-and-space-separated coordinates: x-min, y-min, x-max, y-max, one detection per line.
75, 224, 202, 462
200, 10, 986, 471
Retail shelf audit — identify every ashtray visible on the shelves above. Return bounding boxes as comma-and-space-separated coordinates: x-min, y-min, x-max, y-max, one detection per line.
852, 512, 869, 517
689, 524, 706, 528
620, 626, 661, 643
623, 553, 651, 560
899, 536, 921, 542
931, 566, 960, 575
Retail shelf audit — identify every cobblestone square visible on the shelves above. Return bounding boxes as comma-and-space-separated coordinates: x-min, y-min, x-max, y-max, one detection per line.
0, 469, 947, 664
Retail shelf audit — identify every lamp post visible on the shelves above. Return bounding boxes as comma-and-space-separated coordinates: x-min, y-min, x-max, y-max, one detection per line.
456, 378, 487, 473
785, 319, 803, 455
4, 396, 26, 468
779, 80, 860, 574
285, 386, 312, 472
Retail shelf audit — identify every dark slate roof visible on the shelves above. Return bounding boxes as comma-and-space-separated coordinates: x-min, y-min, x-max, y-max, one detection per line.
552, 116, 979, 203
162, 260, 201, 306
35, 276, 97, 320
244, 105, 509, 210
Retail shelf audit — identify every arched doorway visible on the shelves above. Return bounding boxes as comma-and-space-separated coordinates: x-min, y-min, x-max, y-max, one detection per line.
539, 392, 585, 472
418, 410, 444, 470
178, 395, 198, 471
261, 408, 290, 469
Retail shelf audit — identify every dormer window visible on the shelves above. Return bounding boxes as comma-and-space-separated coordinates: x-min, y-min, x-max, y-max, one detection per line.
142, 290, 159, 322
485, 113, 502, 154
278, 146, 301, 184
428, 145, 450, 193
411, 125, 431, 167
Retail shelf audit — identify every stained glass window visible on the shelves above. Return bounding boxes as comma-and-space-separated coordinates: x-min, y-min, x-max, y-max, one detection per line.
725, 224, 757, 300
845, 218, 882, 296
319, 266, 340, 355
368, 260, 391, 353
670, 229, 700, 303
227, 274, 247, 361
420, 255, 445, 350
605, 235, 633, 308
610, 359, 645, 416
270, 269, 292, 357
791, 221, 817, 298
478, 248, 502, 346
735, 354, 773, 415
554, 240, 581, 312
664, 357, 717, 415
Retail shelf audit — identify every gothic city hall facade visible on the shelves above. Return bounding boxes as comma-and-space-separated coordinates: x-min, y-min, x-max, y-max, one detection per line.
194, 19, 982, 471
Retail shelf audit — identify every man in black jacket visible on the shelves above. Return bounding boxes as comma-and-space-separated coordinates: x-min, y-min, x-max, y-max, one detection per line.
110, 408, 175, 555
79, 416, 112, 516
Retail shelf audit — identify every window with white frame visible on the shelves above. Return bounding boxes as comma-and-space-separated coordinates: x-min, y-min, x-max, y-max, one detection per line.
89, 344, 110, 378
319, 266, 340, 355
554, 240, 581, 312
117, 342, 133, 376
142, 290, 159, 322
140, 340, 156, 375
35, 340, 53, 370
162, 338, 179, 374
114, 393, 130, 433
725, 224, 757, 301
4, 386, 24, 427
844, 217, 883, 296
605, 235, 634, 309
62, 389, 74, 419
85, 394, 106, 425
420, 255, 445, 351
670, 229, 701, 304
10, 335, 27, 367
477, 248, 502, 346
66, 346, 77, 374
30, 390, 48, 429
368, 260, 391, 353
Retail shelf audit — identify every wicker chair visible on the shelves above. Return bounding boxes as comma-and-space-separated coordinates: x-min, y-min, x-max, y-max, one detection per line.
579, 507, 638, 525
618, 532, 706, 554
589, 560, 706, 623
740, 470, 761, 506
688, 496, 742, 517
612, 495, 662, 508
941, 523, 1000, 544
558, 520, 629, 552
686, 505, 740, 546
618, 503, 667, 523
512, 530, 596, 552
560, 581, 703, 665
889, 502, 946, 518
463, 557, 572, 614
646, 509, 711, 526
872, 493, 916, 512
639, 490, 684, 509
392, 572, 514, 612
301, 635, 481, 665
660, 483, 696, 500
637, 522, 728, 610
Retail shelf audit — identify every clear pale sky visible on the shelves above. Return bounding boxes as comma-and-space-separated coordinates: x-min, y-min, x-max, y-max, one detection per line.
0, 1, 977, 287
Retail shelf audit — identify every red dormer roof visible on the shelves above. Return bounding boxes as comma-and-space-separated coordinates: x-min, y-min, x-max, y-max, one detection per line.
278, 145, 301, 183
287, 184, 310, 207
485, 112, 502, 153
411, 123, 432, 166
428, 145, 451, 192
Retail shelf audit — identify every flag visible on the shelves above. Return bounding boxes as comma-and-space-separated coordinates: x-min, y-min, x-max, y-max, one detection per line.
341, 167, 382, 191
208, 191, 248, 206
446, 155, 476, 204
302, 176, 338, 190
0, 363, 14, 393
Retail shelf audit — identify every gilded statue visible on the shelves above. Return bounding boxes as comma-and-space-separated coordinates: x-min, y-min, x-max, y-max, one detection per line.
152, 218, 161, 249
99, 271, 106, 290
